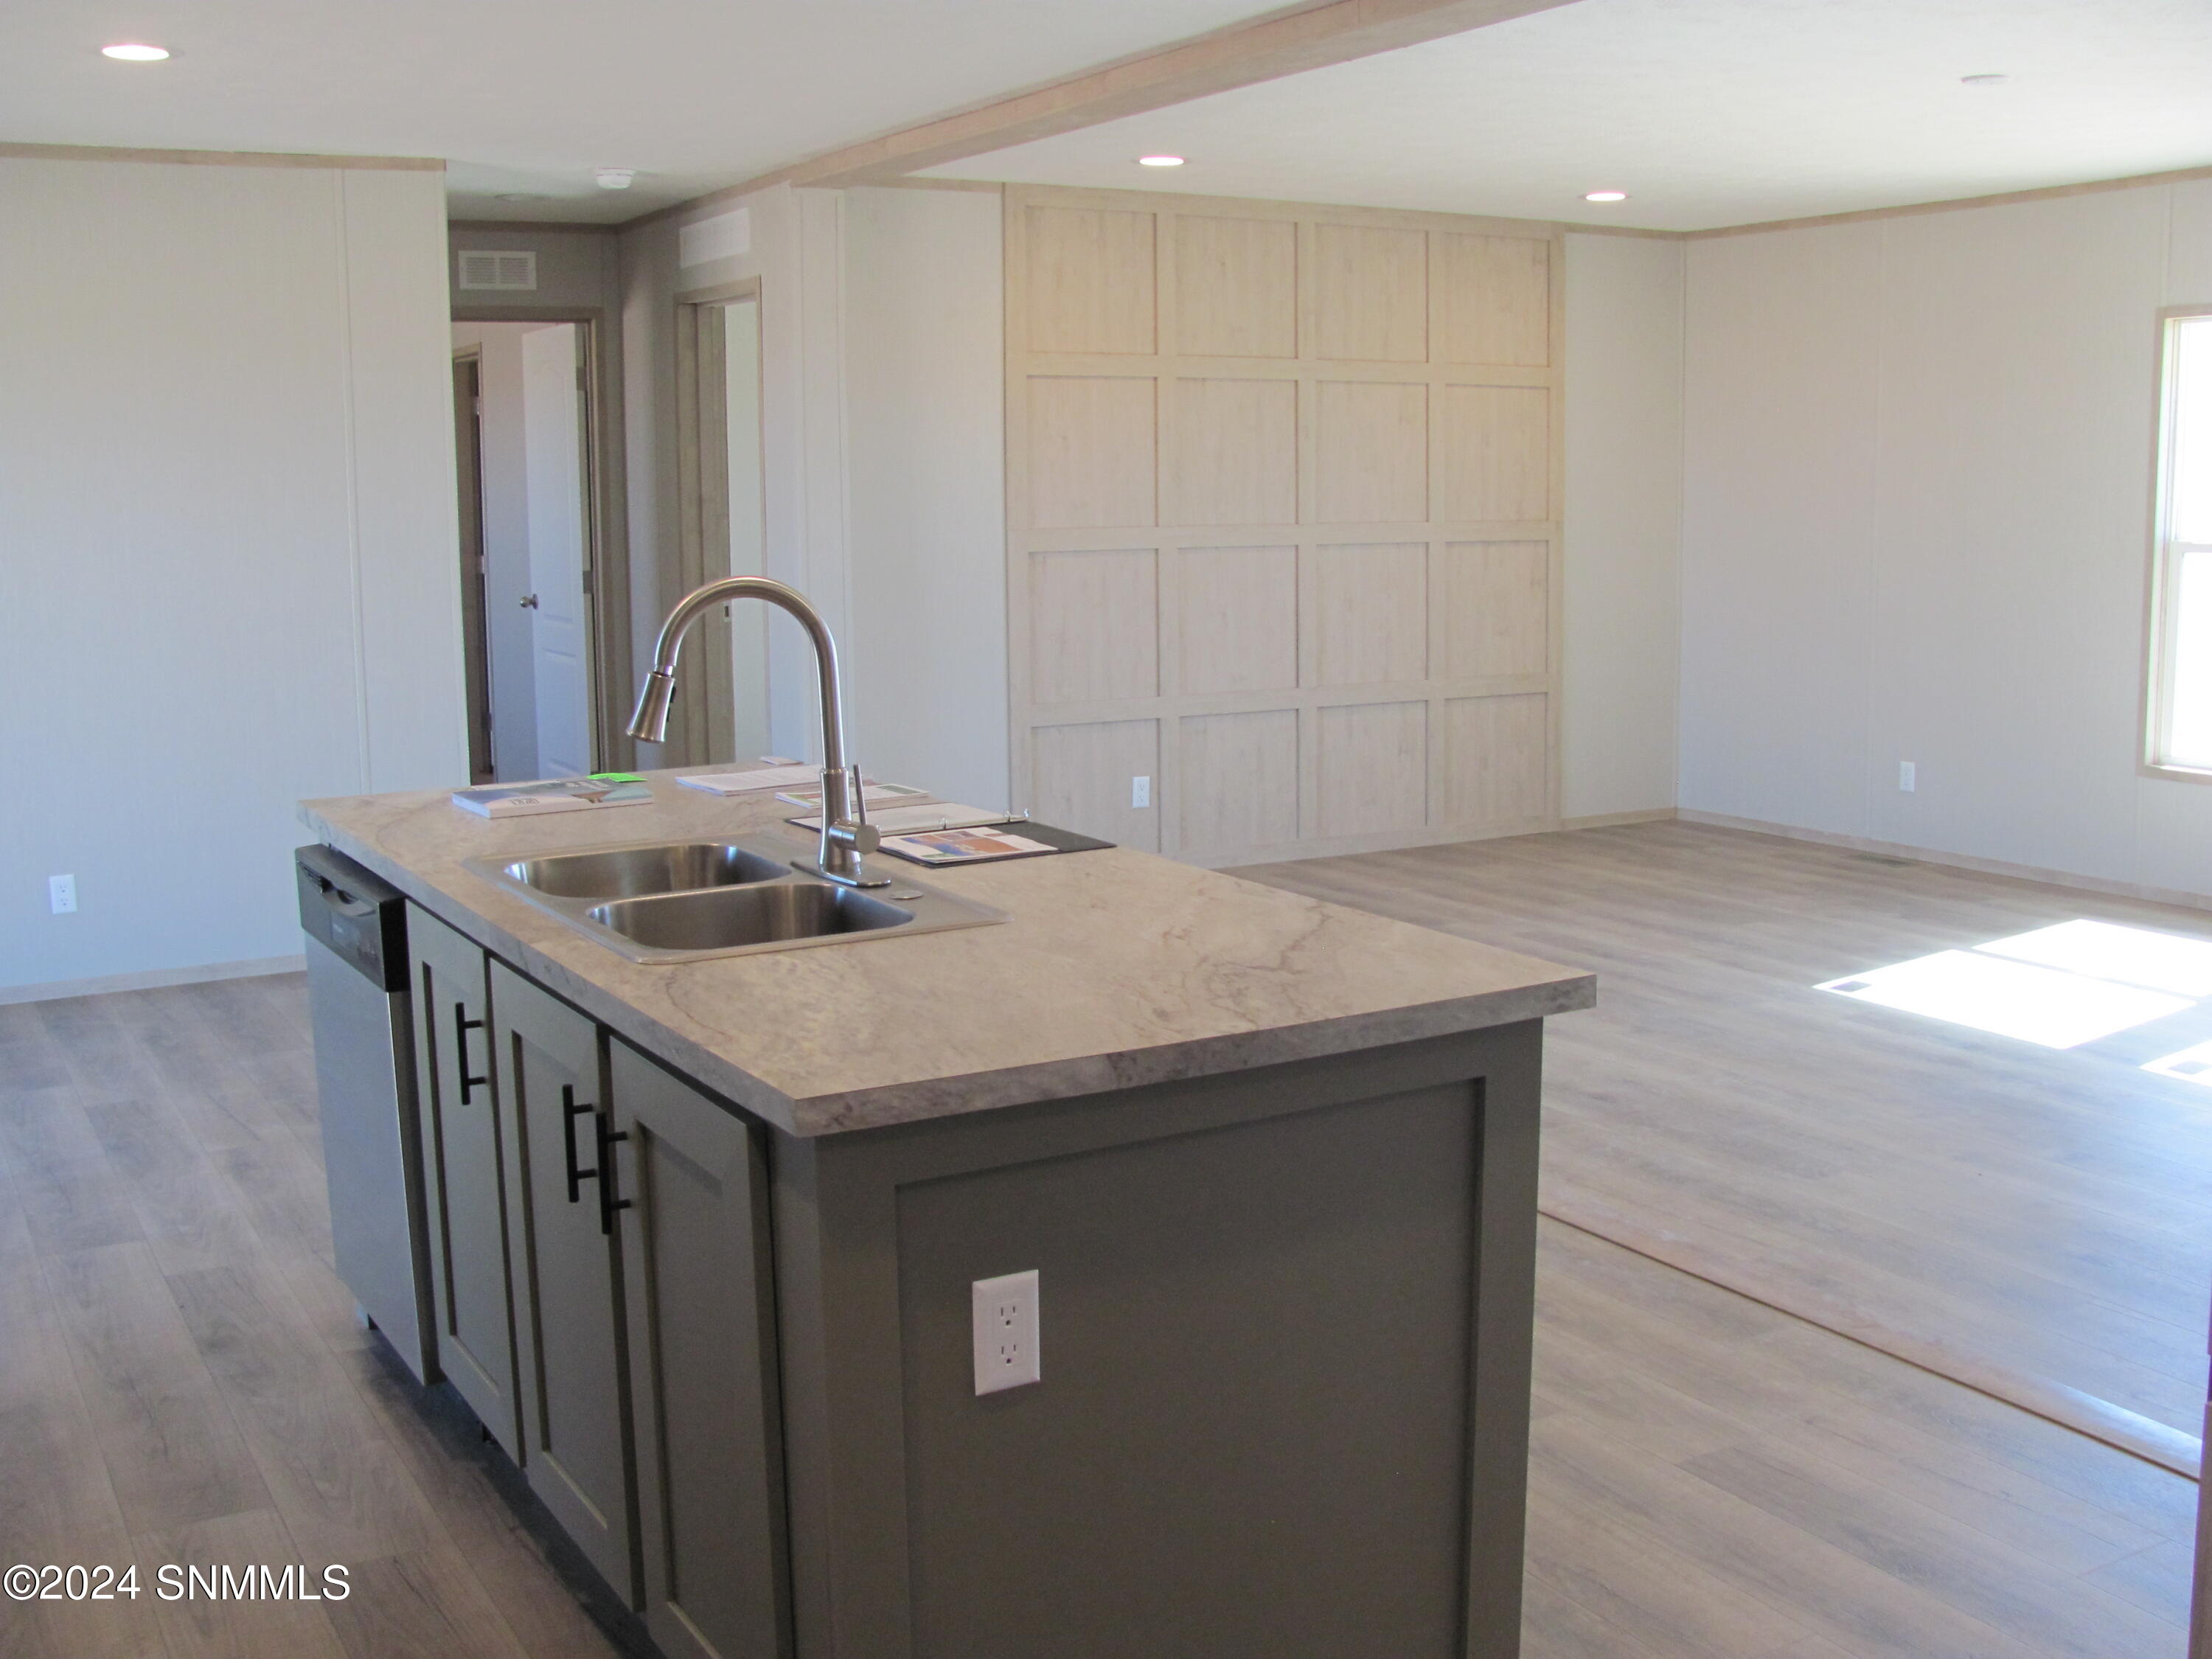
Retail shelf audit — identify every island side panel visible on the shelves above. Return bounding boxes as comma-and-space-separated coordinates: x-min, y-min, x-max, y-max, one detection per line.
769, 1023, 1543, 1659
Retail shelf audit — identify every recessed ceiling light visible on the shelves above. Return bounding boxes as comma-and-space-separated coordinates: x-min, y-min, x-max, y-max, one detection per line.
1961, 73, 2009, 86
100, 42, 169, 60
594, 168, 636, 190
1137, 155, 1185, 168
1584, 190, 1629, 203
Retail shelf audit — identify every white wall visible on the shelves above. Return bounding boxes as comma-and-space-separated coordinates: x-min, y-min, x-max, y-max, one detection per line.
622, 184, 847, 766
1562, 233, 1685, 820
451, 320, 540, 779
0, 157, 466, 995
620, 185, 1009, 806
844, 187, 1010, 811
1680, 179, 2212, 895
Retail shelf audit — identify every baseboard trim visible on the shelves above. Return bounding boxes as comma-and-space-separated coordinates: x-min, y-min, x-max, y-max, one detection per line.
1677, 808, 2212, 915
0, 953, 306, 1006
1542, 1186, 2203, 1480
1562, 807, 1679, 831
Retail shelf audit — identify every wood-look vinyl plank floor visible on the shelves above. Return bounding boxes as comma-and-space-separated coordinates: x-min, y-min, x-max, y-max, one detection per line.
1241, 821, 2212, 1441
3, 886, 2202, 1658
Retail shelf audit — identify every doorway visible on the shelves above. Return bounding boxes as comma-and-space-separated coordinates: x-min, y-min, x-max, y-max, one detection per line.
670, 283, 769, 768
450, 319, 598, 781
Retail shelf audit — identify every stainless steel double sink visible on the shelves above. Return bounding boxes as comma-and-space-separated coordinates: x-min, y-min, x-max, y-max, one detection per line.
465, 838, 1006, 964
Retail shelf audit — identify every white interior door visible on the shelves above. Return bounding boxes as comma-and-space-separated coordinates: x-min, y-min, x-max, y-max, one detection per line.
520, 323, 594, 778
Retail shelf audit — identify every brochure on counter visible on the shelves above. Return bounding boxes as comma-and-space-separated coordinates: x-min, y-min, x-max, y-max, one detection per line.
877, 826, 1062, 865
451, 775, 653, 818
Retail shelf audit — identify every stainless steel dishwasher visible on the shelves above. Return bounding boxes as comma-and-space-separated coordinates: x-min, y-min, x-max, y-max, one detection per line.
296, 844, 437, 1384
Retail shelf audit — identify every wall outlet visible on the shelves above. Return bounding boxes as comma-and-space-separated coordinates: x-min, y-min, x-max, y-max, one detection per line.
1131, 775, 1152, 810
48, 874, 76, 914
972, 1269, 1040, 1396
1898, 761, 1916, 793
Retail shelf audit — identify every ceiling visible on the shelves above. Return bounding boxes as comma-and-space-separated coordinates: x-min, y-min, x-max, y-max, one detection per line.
0, 0, 1300, 221
920, 0, 2212, 232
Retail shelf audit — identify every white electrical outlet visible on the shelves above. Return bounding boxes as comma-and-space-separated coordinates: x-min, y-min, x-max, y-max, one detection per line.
1899, 761, 1916, 793
1131, 775, 1152, 810
972, 1269, 1040, 1395
49, 874, 77, 914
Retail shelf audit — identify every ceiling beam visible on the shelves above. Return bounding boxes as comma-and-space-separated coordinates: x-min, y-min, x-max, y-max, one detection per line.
630, 0, 1582, 225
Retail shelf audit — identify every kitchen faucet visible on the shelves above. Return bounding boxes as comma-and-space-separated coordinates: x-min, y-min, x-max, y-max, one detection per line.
627, 577, 885, 888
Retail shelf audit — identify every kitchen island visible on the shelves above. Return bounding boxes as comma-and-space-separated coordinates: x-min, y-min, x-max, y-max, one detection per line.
302, 768, 1593, 1659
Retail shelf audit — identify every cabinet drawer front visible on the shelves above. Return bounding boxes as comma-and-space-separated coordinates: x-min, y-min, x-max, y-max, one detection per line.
491, 960, 638, 1605
407, 903, 520, 1456
611, 1038, 789, 1659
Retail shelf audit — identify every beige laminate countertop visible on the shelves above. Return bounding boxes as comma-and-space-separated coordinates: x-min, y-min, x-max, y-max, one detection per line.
302, 769, 1593, 1137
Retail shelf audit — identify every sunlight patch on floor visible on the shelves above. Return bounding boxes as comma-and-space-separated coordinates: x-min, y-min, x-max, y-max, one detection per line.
1975, 919, 2212, 997
1817, 945, 2195, 1048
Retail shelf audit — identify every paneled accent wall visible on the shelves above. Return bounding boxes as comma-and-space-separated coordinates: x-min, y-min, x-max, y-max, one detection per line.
1005, 185, 1565, 863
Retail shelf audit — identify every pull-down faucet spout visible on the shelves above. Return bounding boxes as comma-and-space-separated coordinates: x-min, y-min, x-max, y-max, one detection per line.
627, 577, 885, 888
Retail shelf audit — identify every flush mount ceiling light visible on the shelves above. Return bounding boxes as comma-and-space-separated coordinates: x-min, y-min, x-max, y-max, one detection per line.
594, 168, 637, 189
1584, 189, 1629, 203
1137, 155, 1185, 167
1961, 72, 2010, 86
100, 42, 169, 60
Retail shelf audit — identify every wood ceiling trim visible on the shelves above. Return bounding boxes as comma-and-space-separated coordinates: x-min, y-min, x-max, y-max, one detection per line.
624, 0, 1579, 229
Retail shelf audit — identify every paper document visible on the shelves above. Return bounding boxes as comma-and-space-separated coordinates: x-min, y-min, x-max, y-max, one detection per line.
676, 763, 822, 796
879, 827, 1056, 864
777, 782, 933, 810
790, 802, 1007, 835
451, 777, 652, 818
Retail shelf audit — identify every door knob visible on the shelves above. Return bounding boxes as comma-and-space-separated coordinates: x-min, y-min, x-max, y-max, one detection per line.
519, 593, 540, 609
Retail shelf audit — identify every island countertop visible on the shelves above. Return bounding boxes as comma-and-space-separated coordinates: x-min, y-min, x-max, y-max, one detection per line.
301, 769, 1593, 1136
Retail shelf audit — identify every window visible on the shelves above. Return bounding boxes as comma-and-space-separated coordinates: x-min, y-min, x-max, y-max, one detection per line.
2148, 310, 2212, 774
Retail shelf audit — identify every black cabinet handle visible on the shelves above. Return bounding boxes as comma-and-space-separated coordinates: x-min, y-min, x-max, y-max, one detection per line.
597, 1114, 633, 1237
563, 1085, 596, 1203
454, 1004, 489, 1103
562, 1087, 632, 1234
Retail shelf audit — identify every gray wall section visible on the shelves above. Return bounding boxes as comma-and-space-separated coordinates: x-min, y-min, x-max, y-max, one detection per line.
448, 223, 622, 313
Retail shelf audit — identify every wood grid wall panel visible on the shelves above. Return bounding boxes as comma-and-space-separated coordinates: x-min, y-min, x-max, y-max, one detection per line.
1028, 549, 1159, 706
1436, 541, 1548, 681
1006, 184, 1562, 862
1435, 385, 1549, 524
1026, 377, 1158, 529
1032, 720, 1161, 852
1174, 217, 1297, 359
1315, 701, 1428, 838
1314, 543, 1427, 686
1023, 206, 1156, 355
1432, 235, 1551, 368
1168, 378, 1298, 526
1314, 382, 1427, 524
1311, 224, 1427, 363
1438, 694, 1549, 827
1180, 709, 1300, 855
1178, 546, 1298, 696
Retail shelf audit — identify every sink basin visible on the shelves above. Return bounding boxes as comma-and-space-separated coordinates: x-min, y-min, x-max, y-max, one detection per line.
466, 835, 1006, 962
588, 883, 914, 953
499, 841, 787, 901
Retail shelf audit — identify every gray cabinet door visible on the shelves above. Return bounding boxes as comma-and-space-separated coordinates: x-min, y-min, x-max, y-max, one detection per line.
610, 1037, 788, 1659
408, 903, 521, 1457
490, 960, 638, 1604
